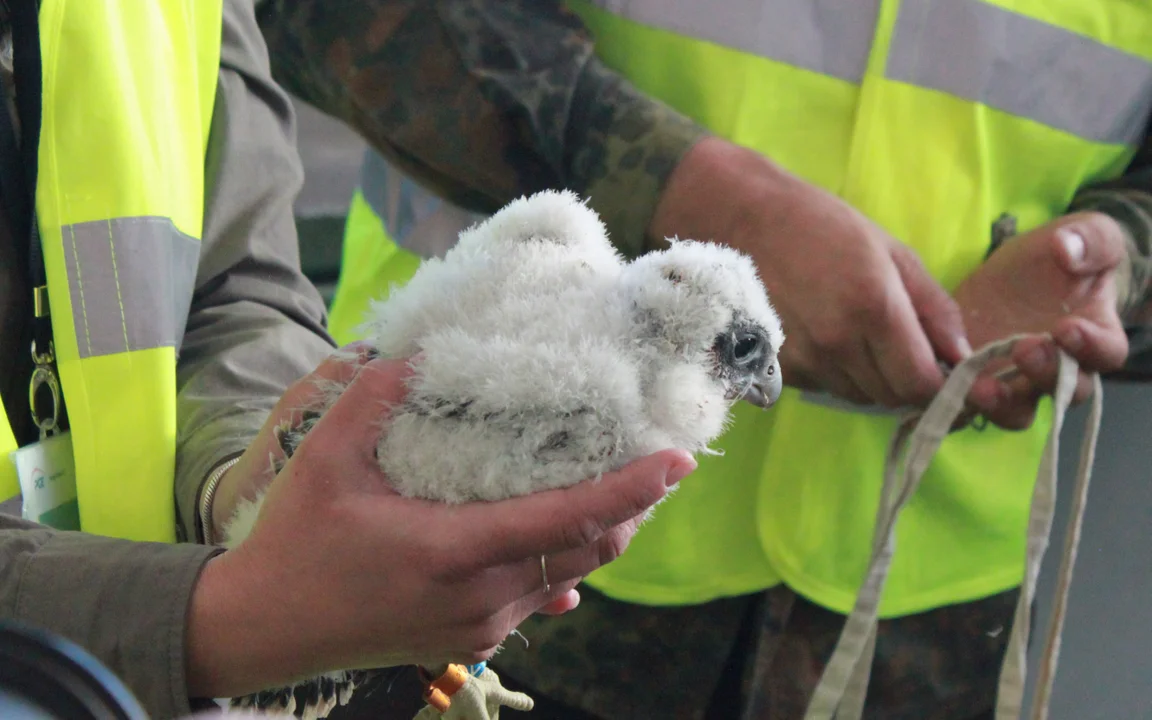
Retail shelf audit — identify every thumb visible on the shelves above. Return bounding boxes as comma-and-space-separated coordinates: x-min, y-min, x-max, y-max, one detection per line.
1050, 212, 1127, 276
890, 243, 972, 365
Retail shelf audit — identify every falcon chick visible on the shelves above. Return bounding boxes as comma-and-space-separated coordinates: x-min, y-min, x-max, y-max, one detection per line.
360, 189, 785, 503
220, 189, 784, 718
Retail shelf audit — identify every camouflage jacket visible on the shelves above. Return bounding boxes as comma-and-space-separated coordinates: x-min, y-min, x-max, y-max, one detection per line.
254, 0, 1152, 372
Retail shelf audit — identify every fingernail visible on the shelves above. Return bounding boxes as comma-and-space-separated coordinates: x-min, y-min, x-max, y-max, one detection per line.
1058, 229, 1085, 267
666, 452, 698, 487
957, 336, 973, 359
1058, 326, 1083, 352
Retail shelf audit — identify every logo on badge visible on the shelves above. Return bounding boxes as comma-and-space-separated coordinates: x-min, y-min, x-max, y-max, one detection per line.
30, 466, 64, 491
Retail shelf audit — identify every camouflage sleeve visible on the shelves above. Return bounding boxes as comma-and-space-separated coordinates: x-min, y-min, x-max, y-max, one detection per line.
1069, 129, 1152, 376
255, 0, 705, 258
564, 58, 706, 255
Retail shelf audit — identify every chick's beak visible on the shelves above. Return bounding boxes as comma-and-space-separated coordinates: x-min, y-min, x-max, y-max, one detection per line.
742, 359, 783, 409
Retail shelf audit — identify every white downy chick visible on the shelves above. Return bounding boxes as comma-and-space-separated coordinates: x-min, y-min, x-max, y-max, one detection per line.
370, 191, 783, 503
220, 189, 784, 718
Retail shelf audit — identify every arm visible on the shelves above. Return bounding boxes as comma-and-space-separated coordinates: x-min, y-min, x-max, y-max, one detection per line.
175, 0, 337, 543
1067, 127, 1152, 377
0, 514, 223, 718
255, 0, 704, 258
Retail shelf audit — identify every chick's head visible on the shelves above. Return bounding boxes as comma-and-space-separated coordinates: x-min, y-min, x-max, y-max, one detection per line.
624, 239, 785, 409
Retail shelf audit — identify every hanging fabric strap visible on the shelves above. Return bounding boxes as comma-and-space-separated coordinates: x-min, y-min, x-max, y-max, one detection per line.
803, 333, 1104, 720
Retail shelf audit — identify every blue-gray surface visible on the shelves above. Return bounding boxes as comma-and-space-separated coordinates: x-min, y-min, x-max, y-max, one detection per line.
1025, 381, 1152, 720
293, 97, 1152, 720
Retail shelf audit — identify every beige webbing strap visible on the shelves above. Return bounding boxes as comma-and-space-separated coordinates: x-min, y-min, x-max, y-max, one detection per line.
998, 361, 1102, 720
802, 334, 1104, 720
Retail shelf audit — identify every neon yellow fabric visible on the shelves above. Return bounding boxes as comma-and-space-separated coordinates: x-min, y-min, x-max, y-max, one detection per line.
0, 1, 222, 542
0, 407, 16, 501
327, 0, 1149, 615
327, 191, 424, 346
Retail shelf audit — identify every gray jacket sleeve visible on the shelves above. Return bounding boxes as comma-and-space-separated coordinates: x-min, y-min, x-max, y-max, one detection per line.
175, 0, 336, 543
0, 514, 223, 718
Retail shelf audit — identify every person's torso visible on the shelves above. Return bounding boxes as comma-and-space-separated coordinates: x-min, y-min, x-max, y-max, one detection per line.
573, 0, 1152, 614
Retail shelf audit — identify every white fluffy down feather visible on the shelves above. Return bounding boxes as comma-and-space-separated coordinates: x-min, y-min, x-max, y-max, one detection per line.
219, 189, 784, 717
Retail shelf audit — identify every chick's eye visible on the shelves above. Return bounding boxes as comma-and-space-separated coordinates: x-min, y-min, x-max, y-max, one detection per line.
732, 331, 764, 367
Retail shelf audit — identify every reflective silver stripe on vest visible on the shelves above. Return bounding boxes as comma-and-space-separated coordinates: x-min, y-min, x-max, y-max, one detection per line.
887, 0, 1152, 145
61, 217, 199, 358
360, 149, 482, 260
584, 0, 881, 83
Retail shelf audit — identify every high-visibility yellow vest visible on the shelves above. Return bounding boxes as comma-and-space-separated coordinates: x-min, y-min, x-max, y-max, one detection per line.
0, 1, 223, 543
328, 0, 1152, 616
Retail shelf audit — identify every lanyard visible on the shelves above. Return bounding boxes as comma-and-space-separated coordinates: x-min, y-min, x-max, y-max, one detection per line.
0, 0, 55, 439
802, 334, 1103, 720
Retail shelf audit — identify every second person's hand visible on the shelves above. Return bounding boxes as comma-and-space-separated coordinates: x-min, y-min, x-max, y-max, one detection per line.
955, 211, 1130, 429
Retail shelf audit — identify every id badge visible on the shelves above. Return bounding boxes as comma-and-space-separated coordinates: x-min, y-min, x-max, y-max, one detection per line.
9, 431, 79, 530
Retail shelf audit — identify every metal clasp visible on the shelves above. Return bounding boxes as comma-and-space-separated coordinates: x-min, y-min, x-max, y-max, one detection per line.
29, 339, 60, 440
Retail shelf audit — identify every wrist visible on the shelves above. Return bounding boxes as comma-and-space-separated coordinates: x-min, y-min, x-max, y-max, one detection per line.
184, 547, 298, 699
647, 136, 800, 253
